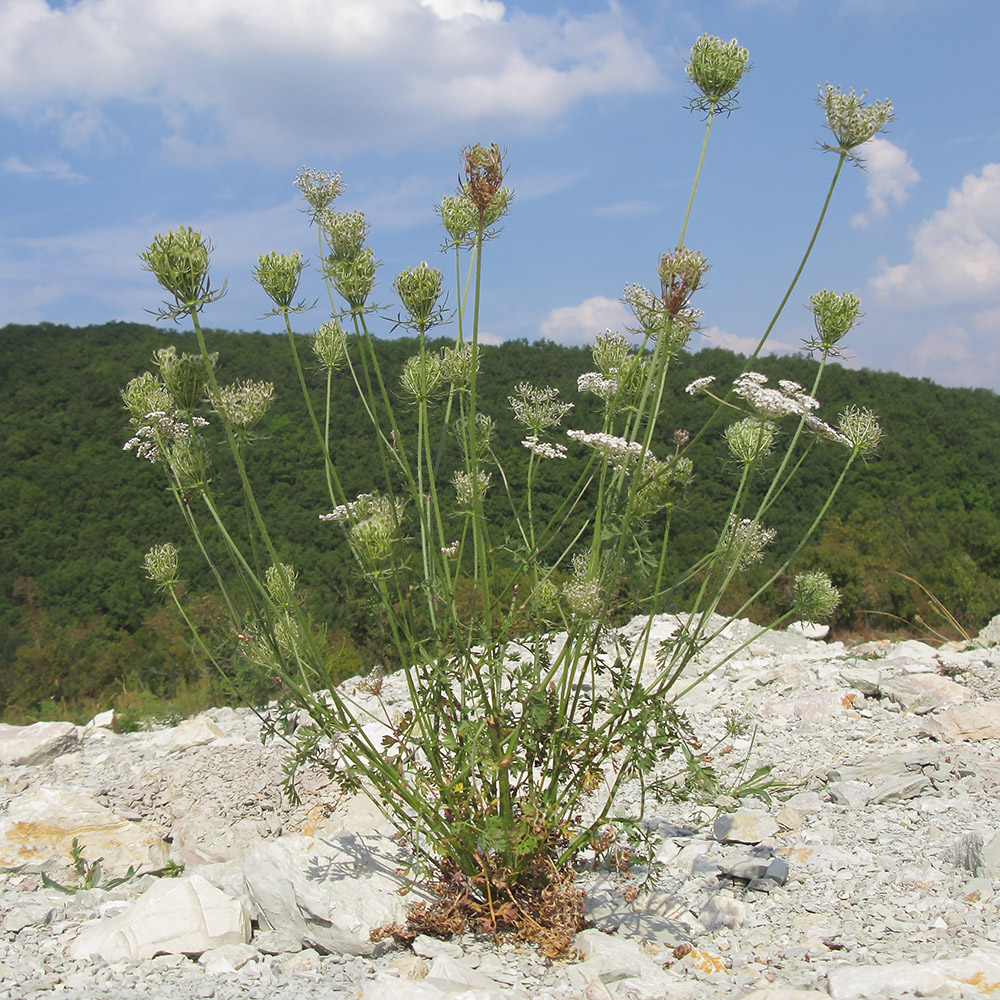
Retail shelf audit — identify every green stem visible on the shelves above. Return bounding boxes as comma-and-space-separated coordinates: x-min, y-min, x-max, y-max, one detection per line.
748, 154, 846, 361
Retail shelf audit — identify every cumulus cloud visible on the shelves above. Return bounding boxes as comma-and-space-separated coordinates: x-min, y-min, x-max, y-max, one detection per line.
907, 321, 1000, 387
537, 295, 632, 345
851, 138, 919, 228
871, 162, 1000, 306
694, 325, 797, 356
0, 0, 661, 163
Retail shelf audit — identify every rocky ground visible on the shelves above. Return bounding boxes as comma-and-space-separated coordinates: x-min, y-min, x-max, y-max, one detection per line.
2, 612, 1000, 1000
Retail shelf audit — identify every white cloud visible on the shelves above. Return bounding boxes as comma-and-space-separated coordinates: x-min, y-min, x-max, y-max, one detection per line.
0, 0, 661, 162
1, 153, 86, 182
871, 162, 1000, 306
913, 323, 974, 368
537, 295, 631, 345
850, 138, 918, 228
693, 325, 797, 356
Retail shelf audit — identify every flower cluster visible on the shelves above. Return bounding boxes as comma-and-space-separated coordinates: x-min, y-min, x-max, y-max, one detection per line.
153, 346, 217, 412
632, 453, 694, 516
400, 353, 444, 401
265, 562, 299, 610
141, 226, 226, 319
838, 405, 882, 457
462, 142, 507, 214
567, 429, 647, 464
453, 468, 492, 508
322, 209, 368, 259
312, 319, 348, 371
509, 383, 574, 433
320, 492, 405, 524
394, 262, 444, 331
818, 84, 894, 163
212, 380, 275, 431
792, 571, 841, 620
441, 343, 479, 388
438, 193, 480, 247
577, 371, 618, 400
294, 166, 343, 216
123, 411, 208, 463
320, 493, 406, 575
522, 436, 568, 460
578, 331, 653, 412
143, 542, 179, 589
685, 375, 716, 396
687, 34, 752, 115
122, 371, 174, 421
317, 206, 375, 310
254, 251, 306, 313
563, 552, 601, 618
721, 515, 776, 570
733, 372, 820, 418
724, 416, 776, 464
806, 289, 862, 356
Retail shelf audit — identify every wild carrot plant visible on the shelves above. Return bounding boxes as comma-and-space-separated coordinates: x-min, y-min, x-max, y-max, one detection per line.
124, 35, 890, 951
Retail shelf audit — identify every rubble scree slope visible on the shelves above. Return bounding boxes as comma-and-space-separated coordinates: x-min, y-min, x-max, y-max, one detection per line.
2, 611, 1000, 1000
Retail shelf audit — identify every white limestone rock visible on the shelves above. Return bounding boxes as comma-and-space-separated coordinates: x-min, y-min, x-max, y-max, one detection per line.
0, 786, 168, 876
0, 721, 78, 766
713, 810, 778, 844
921, 701, 1000, 741
878, 672, 968, 713
786, 620, 829, 640
974, 613, 1000, 647
68, 873, 250, 962
242, 832, 423, 955
148, 714, 227, 752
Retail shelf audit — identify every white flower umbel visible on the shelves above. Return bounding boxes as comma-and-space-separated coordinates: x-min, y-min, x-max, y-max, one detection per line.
724, 417, 776, 464
721, 515, 776, 570
320, 492, 405, 525
685, 375, 716, 395
143, 542, 179, 589
577, 372, 619, 400
453, 469, 491, 509
321, 493, 405, 575
563, 552, 601, 618
124, 411, 208, 463
567, 429, 647, 464
509, 383, 574, 433
521, 436, 568, 460
213, 380, 275, 431
733, 372, 820, 418
838, 405, 882, 457
792, 570, 840, 620
441, 343, 479, 388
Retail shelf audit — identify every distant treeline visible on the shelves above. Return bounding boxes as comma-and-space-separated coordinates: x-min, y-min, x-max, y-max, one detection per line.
3, 321, 999, 721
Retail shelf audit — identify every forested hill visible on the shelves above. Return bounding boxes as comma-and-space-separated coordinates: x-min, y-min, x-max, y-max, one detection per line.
2, 321, 999, 721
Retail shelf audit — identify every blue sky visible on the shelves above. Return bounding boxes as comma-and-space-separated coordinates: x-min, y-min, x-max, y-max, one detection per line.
3, 0, 1000, 390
